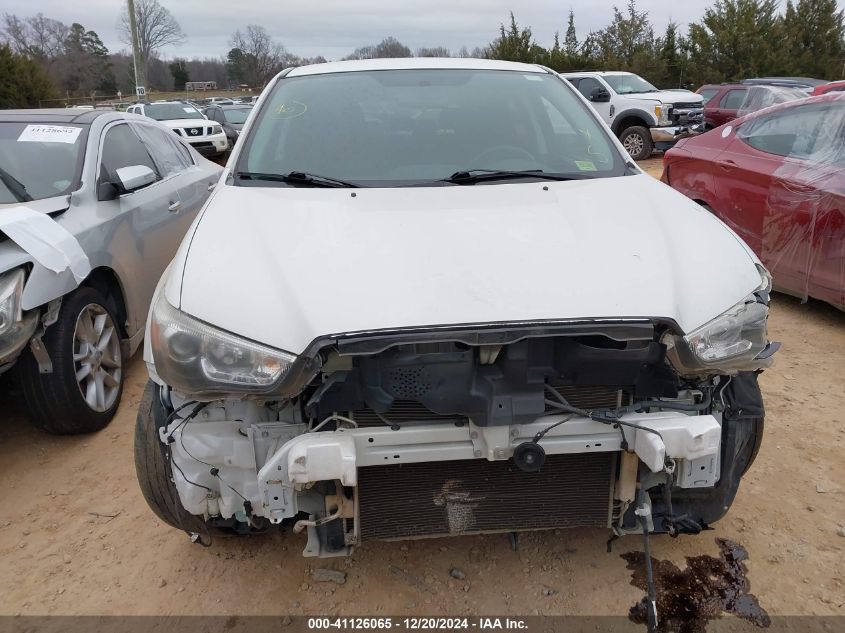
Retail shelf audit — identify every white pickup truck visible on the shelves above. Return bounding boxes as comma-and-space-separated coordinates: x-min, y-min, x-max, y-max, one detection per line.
561, 71, 704, 160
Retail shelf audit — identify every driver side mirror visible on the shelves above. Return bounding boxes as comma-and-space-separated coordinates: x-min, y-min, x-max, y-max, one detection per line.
590, 87, 611, 103
115, 165, 157, 192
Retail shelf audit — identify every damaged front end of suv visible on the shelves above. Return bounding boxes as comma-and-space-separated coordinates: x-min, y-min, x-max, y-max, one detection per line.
139, 269, 775, 556
134, 60, 778, 567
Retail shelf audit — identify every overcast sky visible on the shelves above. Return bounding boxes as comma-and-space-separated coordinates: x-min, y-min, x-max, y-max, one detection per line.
1, 0, 800, 60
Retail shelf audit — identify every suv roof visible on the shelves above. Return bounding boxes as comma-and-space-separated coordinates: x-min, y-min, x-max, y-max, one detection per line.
562, 70, 634, 76
286, 57, 548, 78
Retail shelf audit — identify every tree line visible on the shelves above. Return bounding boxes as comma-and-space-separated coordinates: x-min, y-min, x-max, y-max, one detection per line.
488, 0, 845, 87
2, 0, 843, 109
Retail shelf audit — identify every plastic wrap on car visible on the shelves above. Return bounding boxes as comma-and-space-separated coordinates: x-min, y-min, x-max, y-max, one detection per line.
735, 93, 844, 309
736, 86, 808, 118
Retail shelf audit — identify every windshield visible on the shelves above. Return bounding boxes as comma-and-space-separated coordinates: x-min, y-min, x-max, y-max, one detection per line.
223, 108, 252, 124
0, 122, 87, 203
604, 74, 658, 95
238, 69, 626, 186
145, 103, 204, 121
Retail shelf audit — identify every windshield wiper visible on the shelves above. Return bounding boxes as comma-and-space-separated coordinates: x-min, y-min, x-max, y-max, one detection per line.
442, 169, 596, 185
0, 166, 33, 202
235, 171, 360, 188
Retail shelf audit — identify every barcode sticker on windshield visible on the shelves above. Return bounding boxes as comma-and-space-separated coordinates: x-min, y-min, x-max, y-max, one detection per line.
17, 125, 82, 144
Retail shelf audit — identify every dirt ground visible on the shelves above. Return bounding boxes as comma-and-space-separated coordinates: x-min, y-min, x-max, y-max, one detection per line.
1, 158, 843, 618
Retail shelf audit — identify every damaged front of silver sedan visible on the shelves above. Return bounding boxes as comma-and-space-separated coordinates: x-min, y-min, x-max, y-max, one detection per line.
135, 61, 778, 613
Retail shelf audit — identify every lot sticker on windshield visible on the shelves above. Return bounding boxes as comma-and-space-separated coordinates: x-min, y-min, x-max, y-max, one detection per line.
575, 160, 597, 171
273, 101, 307, 119
0, 206, 91, 283
183, 107, 195, 113
17, 125, 82, 144
524, 75, 543, 81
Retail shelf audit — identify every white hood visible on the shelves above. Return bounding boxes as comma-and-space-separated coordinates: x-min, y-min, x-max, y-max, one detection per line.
625, 91, 704, 106
159, 118, 208, 128
175, 174, 760, 354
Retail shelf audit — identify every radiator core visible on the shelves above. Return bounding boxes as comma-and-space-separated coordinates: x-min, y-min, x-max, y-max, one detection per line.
357, 452, 616, 541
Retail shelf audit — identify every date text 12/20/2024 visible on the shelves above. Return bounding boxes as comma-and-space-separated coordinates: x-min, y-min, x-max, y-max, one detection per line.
307, 618, 528, 630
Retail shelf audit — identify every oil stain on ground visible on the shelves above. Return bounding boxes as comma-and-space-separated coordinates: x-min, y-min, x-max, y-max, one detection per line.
621, 537, 771, 633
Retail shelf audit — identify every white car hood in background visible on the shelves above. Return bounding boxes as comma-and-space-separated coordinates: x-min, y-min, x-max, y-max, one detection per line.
625, 91, 704, 106
159, 118, 208, 128
178, 174, 760, 354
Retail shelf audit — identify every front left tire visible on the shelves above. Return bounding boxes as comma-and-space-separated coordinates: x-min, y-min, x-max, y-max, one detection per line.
619, 125, 654, 161
134, 380, 209, 534
18, 287, 124, 435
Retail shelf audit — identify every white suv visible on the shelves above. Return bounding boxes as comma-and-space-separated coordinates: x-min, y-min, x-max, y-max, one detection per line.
135, 59, 774, 577
127, 101, 228, 159
561, 71, 704, 159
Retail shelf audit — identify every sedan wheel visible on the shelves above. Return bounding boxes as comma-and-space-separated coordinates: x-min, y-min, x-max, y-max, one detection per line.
73, 304, 122, 412
18, 287, 125, 434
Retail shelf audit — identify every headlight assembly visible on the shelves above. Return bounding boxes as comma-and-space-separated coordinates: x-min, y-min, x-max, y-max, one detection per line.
0, 268, 25, 336
149, 290, 297, 399
0, 268, 38, 363
665, 267, 776, 374
654, 104, 672, 126
211, 125, 223, 135
685, 300, 769, 363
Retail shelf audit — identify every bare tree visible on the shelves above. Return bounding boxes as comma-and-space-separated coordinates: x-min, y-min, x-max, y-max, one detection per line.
343, 36, 412, 60
229, 25, 290, 87
1, 13, 68, 62
416, 46, 451, 57
119, 0, 185, 68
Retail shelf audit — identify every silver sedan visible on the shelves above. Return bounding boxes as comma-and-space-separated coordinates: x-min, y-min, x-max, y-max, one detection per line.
0, 109, 221, 434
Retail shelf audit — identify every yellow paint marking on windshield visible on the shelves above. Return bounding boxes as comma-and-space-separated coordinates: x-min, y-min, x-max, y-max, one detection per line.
274, 101, 308, 119
577, 127, 610, 165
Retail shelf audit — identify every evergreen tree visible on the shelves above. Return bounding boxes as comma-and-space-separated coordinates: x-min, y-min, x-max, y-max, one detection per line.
545, 32, 565, 71
658, 22, 688, 87
0, 43, 56, 107
59, 23, 115, 96
782, 0, 845, 79
686, 0, 784, 84
584, 1, 663, 79
487, 13, 537, 63
169, 59, 189, 90
564, 10, 579, 58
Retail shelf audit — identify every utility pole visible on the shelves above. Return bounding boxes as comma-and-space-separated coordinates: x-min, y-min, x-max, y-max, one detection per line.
127, 0, 146, 101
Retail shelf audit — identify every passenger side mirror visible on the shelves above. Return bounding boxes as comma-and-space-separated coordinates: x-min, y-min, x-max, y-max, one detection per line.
115, 165, 157, 193
590, 88, 611, 103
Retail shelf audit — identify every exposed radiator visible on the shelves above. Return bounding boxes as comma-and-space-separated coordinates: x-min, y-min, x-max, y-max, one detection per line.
357, 453, 616, 541
351, 385, 627, 428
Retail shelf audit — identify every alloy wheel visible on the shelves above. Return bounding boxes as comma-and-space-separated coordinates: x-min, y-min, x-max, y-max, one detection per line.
623, 133, 645, 156
72, 304, 122, 412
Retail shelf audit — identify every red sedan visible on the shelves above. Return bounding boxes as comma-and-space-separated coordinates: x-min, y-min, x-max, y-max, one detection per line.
662, 93, 845, 311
